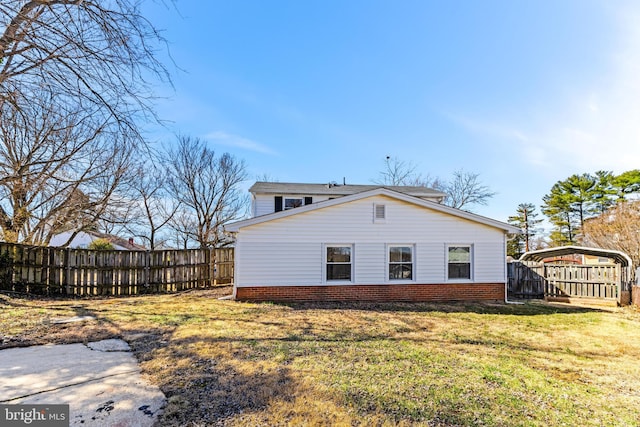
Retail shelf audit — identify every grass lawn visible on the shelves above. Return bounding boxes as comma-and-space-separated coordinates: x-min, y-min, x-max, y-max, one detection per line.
2, 288, 640, 426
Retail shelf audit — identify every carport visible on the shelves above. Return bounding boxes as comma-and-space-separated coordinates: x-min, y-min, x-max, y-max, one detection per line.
511, 246, 633, 305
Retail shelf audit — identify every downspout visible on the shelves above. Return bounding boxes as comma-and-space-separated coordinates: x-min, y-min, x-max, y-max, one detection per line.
504, 231, 524, 305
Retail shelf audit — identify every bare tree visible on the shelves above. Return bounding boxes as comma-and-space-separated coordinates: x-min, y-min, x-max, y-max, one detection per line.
374, 157, 494, 210
0, 89, 135, 244
375, 156, 445, 188
169, 208, 199, 249
0, 0, 170, 244
443, 170, 496, 210
0, 0, 169, 138
131, 164, 180, 250
375, 156, 419, 186
166, 136, 247, 249
582, 201, 640, 268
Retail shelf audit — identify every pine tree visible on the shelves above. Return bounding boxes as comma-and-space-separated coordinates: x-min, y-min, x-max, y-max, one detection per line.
542, 173, 600, 245
542, 181, 579, 245
591, 171, 617, 215
507, 203, 543, 257
613, 169, 640, 199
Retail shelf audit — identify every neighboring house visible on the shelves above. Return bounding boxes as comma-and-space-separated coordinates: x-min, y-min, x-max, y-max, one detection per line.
538, 254, 613, 265
225, 182, 520, 302
49, 230, 146, 250
249, 181, 447, 216
583, 254, 614, 265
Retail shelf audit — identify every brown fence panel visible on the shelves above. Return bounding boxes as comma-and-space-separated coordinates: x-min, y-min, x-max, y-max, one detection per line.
544, 264, 618, 301
507, 261, 545, 299
0, 242, 234, 296
508, 261, 620, 302
213, 248, 234, 285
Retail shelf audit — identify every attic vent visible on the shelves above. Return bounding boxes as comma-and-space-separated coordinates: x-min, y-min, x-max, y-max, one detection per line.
375, 204, 386, 220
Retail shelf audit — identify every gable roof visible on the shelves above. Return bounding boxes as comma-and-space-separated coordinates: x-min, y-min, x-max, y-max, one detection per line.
249, 181, 447, 200
226, 187, 520, 234
51, 230, 146, 250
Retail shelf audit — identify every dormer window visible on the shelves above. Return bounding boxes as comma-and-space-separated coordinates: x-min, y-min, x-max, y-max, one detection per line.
285, 198, 303, 210
275, 196, 313, 212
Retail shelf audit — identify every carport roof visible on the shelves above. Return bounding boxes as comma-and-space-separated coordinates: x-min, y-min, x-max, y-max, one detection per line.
519, 245, 632, 268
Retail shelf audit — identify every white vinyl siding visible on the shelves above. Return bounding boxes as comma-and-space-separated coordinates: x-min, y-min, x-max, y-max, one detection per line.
235, 195, 507, 287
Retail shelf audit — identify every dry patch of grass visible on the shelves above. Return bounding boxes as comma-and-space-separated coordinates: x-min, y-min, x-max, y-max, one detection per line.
2, 290, 640, 426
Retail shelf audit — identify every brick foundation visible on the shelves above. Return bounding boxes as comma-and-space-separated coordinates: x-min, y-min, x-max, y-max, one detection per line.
235, 283, 505, 302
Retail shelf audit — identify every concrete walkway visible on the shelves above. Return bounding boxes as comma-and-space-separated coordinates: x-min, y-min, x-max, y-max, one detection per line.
0, 339, 166, 426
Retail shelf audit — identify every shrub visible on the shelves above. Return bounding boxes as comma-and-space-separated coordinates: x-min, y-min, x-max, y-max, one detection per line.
88, 238, 115, 250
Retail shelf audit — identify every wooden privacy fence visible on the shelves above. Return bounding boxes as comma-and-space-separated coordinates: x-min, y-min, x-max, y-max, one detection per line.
507, 261, 545, 299
508, 261, 627, 303
544, 263, 620, 300
0, 242, 234, 296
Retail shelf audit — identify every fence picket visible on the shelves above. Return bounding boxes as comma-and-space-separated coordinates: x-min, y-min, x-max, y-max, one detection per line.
508, 261, 622, 302
0, 242, 233, 296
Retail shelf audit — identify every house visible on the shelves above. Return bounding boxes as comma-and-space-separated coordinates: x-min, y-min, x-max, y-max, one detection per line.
224, 182, 520, 302
49, 230, 146, 250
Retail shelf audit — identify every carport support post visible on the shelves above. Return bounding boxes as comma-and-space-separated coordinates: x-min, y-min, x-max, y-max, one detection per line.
617, 263, 621, 305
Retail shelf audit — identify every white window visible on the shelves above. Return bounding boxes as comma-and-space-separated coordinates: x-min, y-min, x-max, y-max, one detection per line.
284, 197, 303, 210
447, 245, 472, 280
388, 245, 413, 280
325, 245, 353, 281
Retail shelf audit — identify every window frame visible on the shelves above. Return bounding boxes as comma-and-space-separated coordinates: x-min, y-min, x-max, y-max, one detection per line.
387, 244, 415, 281
324, 244, 354, 283
446, 244, 473, 281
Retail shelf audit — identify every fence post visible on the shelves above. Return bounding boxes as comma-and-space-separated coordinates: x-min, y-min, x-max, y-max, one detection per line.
64, 248, 71, 295
145, 250, 150, 289
214, 248, 218, 286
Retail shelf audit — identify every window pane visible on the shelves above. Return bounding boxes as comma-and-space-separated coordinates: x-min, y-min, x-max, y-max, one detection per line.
448, 246, 470, 263
389, 264, 412, 280
401, 247, 412, 262
327, 247, 351, 262
389, 247, 402, 262
448, 263, 470, 279
327, 264, 351, 281
390, 246, 411, 263
389, 264, 401, 280
285, 198, 303, 209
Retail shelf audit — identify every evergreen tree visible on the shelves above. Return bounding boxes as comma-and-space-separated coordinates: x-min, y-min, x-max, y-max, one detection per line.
507, 203, 543, 257
613, 169, 640, 199
591, 171, 617, 215
542, 169, 640, 247
541, 180, 581, 245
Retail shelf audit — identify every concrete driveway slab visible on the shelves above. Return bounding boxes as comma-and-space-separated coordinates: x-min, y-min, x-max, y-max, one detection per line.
0, 339, 165, 426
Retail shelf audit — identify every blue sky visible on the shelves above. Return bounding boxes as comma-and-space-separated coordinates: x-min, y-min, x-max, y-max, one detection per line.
145, 1, 640, 227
